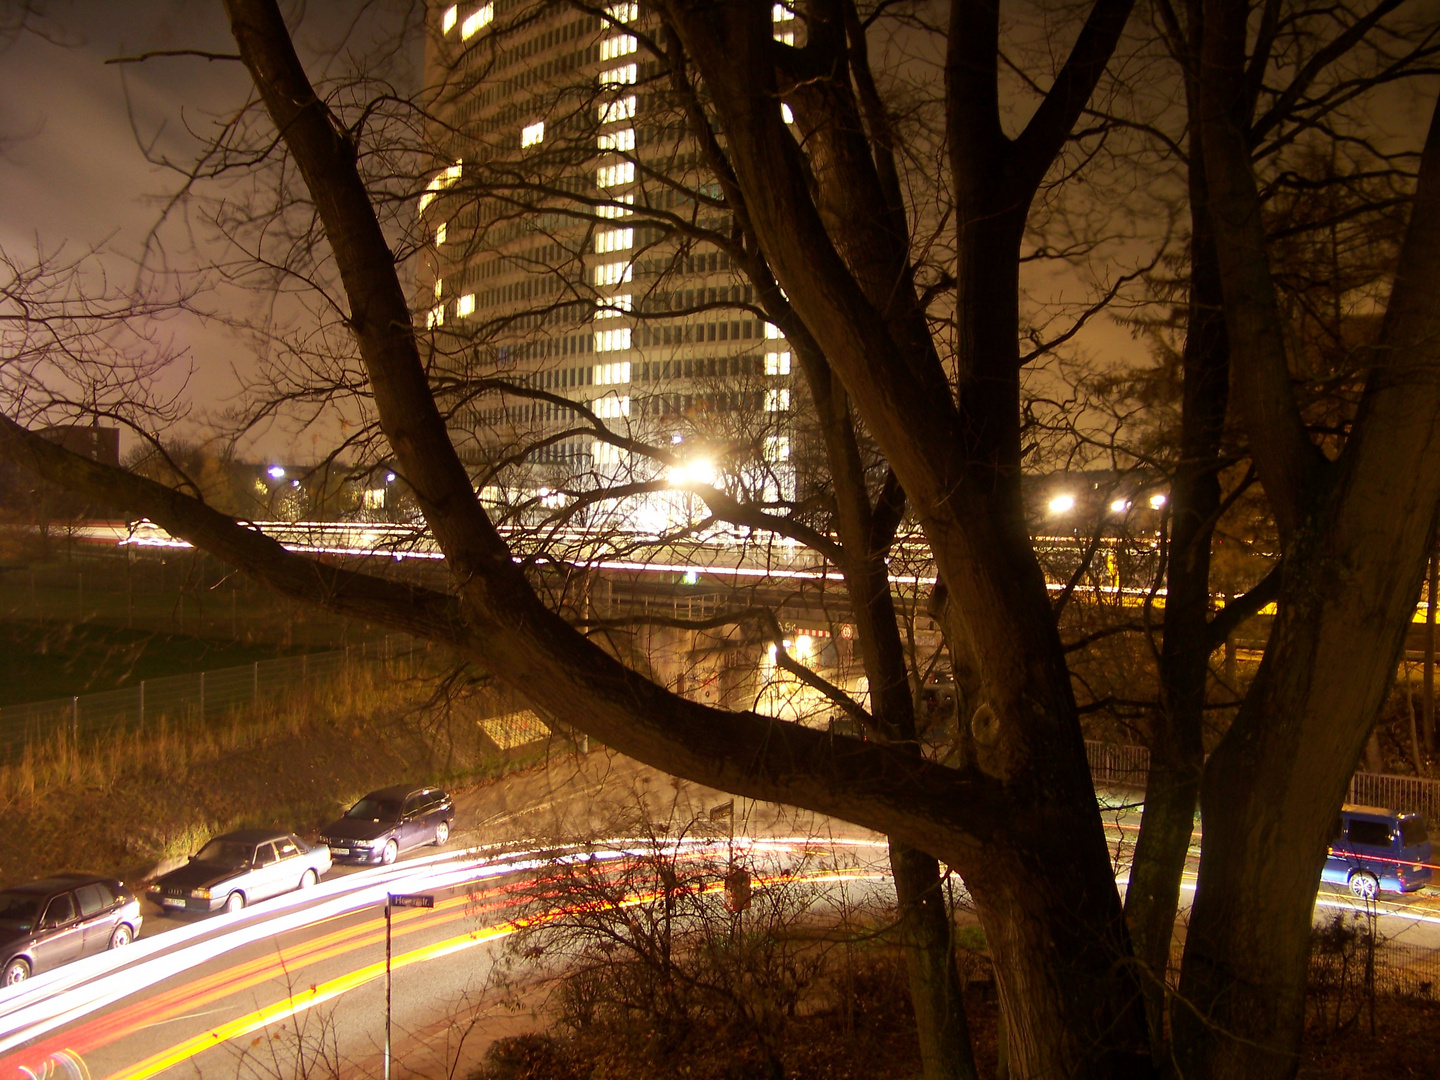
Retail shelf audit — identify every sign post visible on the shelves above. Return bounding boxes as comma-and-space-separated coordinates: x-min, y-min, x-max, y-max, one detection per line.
385, 893, 434, 1080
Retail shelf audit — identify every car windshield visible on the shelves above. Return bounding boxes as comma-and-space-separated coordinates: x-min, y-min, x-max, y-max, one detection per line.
0, 892, 43, 931
346, 798, 402, 822
194, 840, 255, 867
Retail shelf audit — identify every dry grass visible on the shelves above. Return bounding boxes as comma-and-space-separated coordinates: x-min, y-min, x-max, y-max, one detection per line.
0, 662, 513, 883
0, 664, 418, 810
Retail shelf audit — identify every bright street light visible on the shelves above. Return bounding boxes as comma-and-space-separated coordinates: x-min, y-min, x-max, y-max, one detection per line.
1109, 497, 1131, 514
1149, 493, 1168, 510
666, 457, 718, 487
1048, 493, 1076, 515
267, 465, 286, 479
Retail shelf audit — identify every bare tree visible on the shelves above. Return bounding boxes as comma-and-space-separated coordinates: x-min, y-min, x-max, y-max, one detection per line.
7, 1, 1440, 1078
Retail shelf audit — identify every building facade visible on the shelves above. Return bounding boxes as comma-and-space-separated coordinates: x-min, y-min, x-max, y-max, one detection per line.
418, 1, 804, 530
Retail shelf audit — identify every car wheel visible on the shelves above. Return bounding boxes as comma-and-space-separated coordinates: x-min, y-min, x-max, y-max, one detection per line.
3, 958, 30, 985
224, 891, 246, 914
381, 839, 399, 865
109, 924, 133, 949
299, 869, 317, 890
433, 820, 450, 846
1349, 872, 1380, 900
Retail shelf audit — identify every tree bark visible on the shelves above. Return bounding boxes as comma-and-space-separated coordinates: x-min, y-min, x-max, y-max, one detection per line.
890, 842, 975, 1080
1123, 22, 1230, 1055
1175, 28, 1440, 1076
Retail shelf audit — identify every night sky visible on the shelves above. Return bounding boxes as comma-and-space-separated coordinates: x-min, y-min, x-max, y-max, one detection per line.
0, 1, 419, 459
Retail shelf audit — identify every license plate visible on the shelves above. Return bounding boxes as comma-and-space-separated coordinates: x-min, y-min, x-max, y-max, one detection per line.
162, 897, 185, 908
332, 849, 349, 857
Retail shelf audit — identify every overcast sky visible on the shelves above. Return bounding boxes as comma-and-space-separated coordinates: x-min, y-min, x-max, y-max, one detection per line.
0, 1, 420, 460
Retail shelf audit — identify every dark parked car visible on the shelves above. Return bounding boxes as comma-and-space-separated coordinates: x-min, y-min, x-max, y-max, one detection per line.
319, 786, 454, 866
1322, 804, 1432, 898
148, 829, 331, 914
0, 874, 143, 985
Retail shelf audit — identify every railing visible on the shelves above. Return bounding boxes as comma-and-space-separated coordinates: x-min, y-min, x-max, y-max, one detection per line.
1086, 738, 1440, 825
0, 635, 427, 759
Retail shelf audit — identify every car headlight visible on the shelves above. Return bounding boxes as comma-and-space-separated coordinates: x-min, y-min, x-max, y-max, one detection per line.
191, 888, 211, 900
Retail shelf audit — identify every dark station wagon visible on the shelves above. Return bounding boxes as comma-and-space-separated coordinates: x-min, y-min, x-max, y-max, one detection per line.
0, 874, 143, 985
319, 785, 454, 866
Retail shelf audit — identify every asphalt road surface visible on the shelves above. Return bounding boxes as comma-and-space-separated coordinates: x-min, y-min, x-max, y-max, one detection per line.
2, 751, 1438, 1080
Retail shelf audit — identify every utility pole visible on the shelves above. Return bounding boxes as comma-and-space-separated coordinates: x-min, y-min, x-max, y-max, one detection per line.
1425, 549, 1437, 753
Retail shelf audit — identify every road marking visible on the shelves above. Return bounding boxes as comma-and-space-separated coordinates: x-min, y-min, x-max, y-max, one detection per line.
97, 866, 883, 1080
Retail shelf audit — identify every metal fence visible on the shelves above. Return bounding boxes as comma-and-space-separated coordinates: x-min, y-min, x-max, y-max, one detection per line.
0, 635, 426, 759
1086, 738, 1440, 825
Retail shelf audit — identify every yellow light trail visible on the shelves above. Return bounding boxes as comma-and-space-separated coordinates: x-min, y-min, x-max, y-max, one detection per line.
101, 867, 880, 1080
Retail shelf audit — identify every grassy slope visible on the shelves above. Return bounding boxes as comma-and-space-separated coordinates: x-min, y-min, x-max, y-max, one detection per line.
0, 666, 521, 886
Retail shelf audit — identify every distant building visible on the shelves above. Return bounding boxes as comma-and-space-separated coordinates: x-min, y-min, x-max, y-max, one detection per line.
39, 425, 121, 467
418, 1, 805, 528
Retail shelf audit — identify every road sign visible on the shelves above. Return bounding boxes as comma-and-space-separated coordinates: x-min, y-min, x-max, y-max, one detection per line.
388, 893, 434, 909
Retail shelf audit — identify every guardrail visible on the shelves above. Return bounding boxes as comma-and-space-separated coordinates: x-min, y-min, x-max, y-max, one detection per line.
0, 635, 427, 759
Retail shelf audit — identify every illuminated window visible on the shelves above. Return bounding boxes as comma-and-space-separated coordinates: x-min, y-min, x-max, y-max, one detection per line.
595, 395, 631, 419
435, 222, 447, 245
595, 227, 634, 254
599, 95, 637, 124
417, 160, 462, 215
594, 330, 633, 355
521, 121, 545, 148
774, 30, 794, 45
434, 277, 443, 298
597, 161, 635, 188
607, 2, 639, 22
456, 293, 475, 318
764, 435, 791, 462
461, 3, 493, 39
594, 360, 632, 384
764, 388, 790, 412
597, 194, 635, 219
593, 440, 622, 465
595, 294, 633, 319
764, 322, 784, 339
600, 63, 637, 87
443, 5, 458, 32
772, 4, 793, 21
600, 35, 637, 61
593, 261, 634, 287
764, 350, 791, 375
782, 103, 794, 124
426, 303, 445, 328
597, 127, 636, 152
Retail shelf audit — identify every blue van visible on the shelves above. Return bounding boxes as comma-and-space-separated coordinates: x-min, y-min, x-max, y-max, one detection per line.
1322, 804, 1432, 898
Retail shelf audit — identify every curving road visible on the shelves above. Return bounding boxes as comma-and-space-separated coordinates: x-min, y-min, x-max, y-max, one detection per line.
5, 755, 1440, 1080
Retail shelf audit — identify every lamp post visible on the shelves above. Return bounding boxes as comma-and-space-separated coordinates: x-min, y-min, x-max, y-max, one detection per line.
385, 893, 434, 1080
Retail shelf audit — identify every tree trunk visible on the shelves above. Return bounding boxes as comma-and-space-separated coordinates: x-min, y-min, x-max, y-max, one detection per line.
1124, 67, 1229, 1059
1176, 71, 1440, 1077
890, 842, 978, 1080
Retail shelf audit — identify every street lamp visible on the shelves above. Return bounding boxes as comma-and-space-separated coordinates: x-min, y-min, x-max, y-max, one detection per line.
1149, 493, 1168, 510
1109, 497, 1131, 514
1048, 493, 1076, 515
267, 465, 285, 479
665, 456, 717, 487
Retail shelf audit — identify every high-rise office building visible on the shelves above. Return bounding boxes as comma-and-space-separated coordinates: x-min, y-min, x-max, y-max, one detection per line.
417, 1, 803, 529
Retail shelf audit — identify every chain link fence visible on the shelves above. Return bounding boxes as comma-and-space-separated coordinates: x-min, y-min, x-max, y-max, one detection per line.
0, 635, 428, 760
